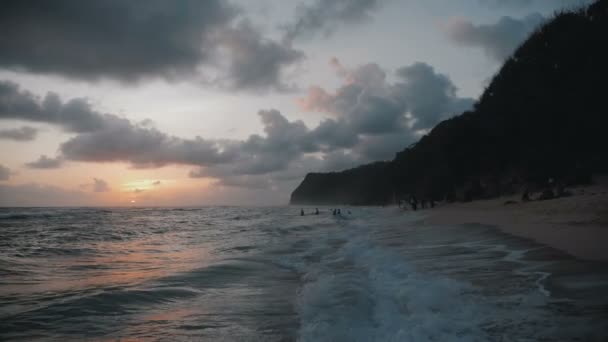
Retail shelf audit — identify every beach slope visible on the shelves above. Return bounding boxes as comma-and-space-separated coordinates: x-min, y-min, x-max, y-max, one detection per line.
424, 182, 608, 261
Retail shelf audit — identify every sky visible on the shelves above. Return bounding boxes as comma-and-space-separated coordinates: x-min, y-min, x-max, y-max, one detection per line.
0, 0, 592, 206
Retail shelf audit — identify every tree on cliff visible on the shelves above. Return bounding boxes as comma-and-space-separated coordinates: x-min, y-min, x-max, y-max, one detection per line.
291, 0, 608, 205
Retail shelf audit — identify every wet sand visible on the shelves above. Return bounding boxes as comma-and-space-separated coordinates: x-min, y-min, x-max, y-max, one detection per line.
424, 180, 608, 262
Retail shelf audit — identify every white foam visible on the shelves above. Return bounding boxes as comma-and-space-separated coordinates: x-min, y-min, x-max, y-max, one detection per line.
294, 226, 490, 342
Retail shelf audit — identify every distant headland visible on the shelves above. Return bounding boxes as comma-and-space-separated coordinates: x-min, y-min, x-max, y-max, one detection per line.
291, 0, 608, 206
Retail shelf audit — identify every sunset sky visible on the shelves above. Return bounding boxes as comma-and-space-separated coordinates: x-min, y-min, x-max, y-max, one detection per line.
0, 0, 590, 206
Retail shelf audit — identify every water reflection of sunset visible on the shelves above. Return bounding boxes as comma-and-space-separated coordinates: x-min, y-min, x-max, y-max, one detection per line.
4, 234, 211, 295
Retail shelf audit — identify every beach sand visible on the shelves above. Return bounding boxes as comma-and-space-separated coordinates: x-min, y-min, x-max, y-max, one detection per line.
424, 178, 608, 262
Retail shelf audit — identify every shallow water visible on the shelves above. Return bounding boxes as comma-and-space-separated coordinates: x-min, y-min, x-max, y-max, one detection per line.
0, 207, 607, 341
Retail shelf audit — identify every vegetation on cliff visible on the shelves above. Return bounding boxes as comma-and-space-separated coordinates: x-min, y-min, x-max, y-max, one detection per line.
291, 0, 608, 205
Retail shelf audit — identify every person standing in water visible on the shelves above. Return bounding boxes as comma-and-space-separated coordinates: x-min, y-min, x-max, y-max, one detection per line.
300, 209, 304, 216
315, 208, 319, 215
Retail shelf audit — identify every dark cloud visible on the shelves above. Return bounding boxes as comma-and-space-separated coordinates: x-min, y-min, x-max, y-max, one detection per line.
394, 62, 475, 129
0, 0, 236, 82
193, 60, 472, 181
0, 0, 303, 92
191, 152, 358, 191
93, 178, 110, 193
213, 20, 304, 91
60, 119, 236, 168
5, 64, 471, 190
0, 183, 93, 206
446, 13, 546, 61
478, 0, 591, 9
478, 0, 534, 7
299, 58, 473, 144
0, 126, 37, 141
190, 109, 318, 179
283, 0, 383, 42
300, 61, 406, 137
238, 109, 315, 173
0, 81, 241, 170
0, 80, 115, 132
0, 164, 10, 180
310, 118, 359, 149
25, 155, 64, 169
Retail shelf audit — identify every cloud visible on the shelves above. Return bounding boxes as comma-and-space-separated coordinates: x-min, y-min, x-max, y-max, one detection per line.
445, 13, 546, 61
0, 183, 93, 206
5, 67, 472, 191
394, 62, 475, 129
189, 109, 318, 179
0, 0, 236, 82
25, 155, 64, 169
153, 180, 161, 186
310, 118, 359, 149
0, 164, 10, 180
212, 20, 304, 91
0, 80, 114, 132
93, 178, 111, 193
0, 80, 239, 170
0, 126, 37, 141
299, 58, 473, 142
283, 0, 383, 42
193, 60, 473, 179
0, 0, 303, 92
478, 0, 590, 9
59, 119, 236, 168
478, 0, 535, 7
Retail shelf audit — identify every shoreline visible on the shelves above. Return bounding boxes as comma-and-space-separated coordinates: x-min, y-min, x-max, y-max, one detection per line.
423, 182, 608, 262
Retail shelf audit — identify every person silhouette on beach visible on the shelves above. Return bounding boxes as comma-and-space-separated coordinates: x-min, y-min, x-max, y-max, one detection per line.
300, 209, 304, 216
315, 208, 319, 215
522, 188, 531, 202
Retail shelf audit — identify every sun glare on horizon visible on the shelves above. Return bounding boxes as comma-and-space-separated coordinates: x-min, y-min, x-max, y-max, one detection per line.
122, 179, 170, 192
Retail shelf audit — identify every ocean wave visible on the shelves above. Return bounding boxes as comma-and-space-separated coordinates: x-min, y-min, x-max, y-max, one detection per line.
293, 228, 488, 342
2, 207, 607, 341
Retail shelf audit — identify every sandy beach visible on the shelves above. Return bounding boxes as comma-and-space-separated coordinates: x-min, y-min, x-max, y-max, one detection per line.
424, 178, 608, 262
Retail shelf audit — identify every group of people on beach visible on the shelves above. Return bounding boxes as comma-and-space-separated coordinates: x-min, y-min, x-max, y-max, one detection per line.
399, 195, 435, 211
300, 208, 319, 216
522, 177, 571, 203
300, 208, 350, 216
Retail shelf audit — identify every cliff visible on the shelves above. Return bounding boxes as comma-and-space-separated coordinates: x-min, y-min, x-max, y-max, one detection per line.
291, 0, 608, 205
290, 162, 392, 205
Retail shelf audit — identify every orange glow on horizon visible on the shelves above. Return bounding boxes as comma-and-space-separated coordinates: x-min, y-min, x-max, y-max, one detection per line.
3, 161, 220, 206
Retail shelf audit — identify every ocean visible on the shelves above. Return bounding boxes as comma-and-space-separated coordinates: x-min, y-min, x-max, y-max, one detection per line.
0, 207, 607, 341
